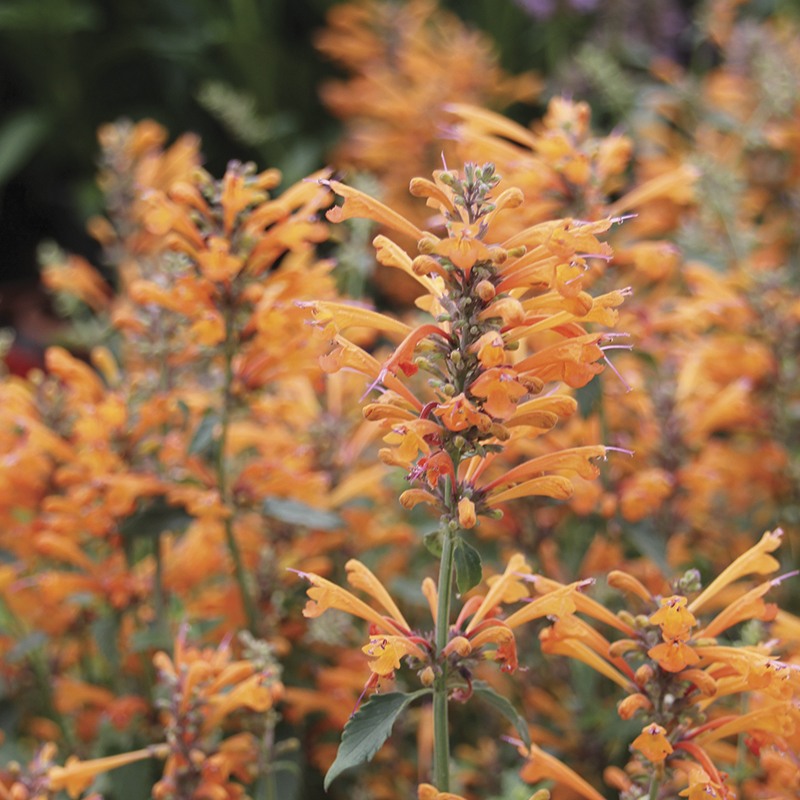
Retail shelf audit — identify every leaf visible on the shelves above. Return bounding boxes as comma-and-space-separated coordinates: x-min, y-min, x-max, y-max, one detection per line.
472, 680, 530, 748
118, 498, 192, 543
105, 754, 158, 800
575, 374, 602, 417
0, 111, 50, 186
188, 411, 219, 456
423, 528, 443, 557
454, 537, 482, 594
324, 689, 430, 790
262, 497, 342, 530
130, 626, 173, 653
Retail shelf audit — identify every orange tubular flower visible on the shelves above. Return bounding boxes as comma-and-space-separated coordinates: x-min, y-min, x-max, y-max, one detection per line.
551, 527, 799, 800
631, 723, 674, 763
294, 552, 580, 684
307, 162, 625, 543
315, 0, 540, 234
152, 627, 284, 800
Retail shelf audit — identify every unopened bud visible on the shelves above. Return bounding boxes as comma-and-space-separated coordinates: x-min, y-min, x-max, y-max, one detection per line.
475, 279, 496, 301
490, 247, 508, 264
634, 664, 655, 686
608, 639, 639, 658
419, 666, 436, 686
617, 692, 653, 720
443, 636, 472, 657
457, 497, 477, 529
413, 254, 444, 276
488, 423, 510, 441
417, 236, 438, 254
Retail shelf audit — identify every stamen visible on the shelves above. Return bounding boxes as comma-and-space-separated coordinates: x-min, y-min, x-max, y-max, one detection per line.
604, 445, 635, 458
360, 369, 388, 402
602, 352, 632, 392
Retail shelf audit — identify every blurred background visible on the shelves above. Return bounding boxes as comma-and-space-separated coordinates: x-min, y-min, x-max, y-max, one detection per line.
0, 0, 793, 367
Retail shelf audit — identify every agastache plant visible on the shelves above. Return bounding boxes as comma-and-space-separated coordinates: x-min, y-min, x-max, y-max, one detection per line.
298, 162, 630, 793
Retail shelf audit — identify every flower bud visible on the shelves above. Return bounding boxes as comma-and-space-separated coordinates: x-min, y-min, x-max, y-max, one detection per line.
457, 497, 477, 529
475, 279, 496, 301
419, 666, 436, 686
634, 664, 655, 686
617, 692, 653, 720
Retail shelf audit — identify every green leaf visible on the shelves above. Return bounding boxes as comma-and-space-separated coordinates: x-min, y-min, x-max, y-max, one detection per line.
454, 537, 482, 594
118, 498, 192, 543
423, 528, 443, 557
575, 374, 602, 417
188, 411, 219, 456
104, 754, 158, 800
130, 626, 173, 653
472, 680, 530, 748
0, 111, 50, 186
262, 497, 342, 530
324, 689, 430, 790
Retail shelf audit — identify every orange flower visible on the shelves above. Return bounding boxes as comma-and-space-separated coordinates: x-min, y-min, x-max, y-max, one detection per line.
468, 367, 530, 419
296, 553, 582, 681
688, 528, 784, 614
520, 742, 605, 800
433, 393, 492, 433
316, 164, 623, 536
650, 595, 697, 641
49, 747, 168, 799
648, 636, 703, 673
632, 723, 674, 763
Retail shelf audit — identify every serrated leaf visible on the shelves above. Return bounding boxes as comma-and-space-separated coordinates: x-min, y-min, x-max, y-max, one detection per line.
262, 497, 342, 530
472, 680, 530, 748
324, 689, 429, 790
454, 537, 482, 594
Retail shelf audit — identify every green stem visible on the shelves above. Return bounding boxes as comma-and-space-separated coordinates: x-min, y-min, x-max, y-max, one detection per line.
433, 526, 456, 791
259, 713, 278, 800
218, 303, 258, 632
648, 768, 661, 800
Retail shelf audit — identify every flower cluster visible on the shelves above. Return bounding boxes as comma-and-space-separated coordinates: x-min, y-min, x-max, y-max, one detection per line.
151, 629, 284, 800
305, 163, 628, 548
533, 529, 799, 799
295, 553, 586, 687
315, 0, 540, 228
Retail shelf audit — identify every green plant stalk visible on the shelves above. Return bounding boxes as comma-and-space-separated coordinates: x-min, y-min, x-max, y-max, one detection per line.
259, 712, 278, 800
433, 526, 456, 791
218, 304, 258, 632
648, 766, 662, 800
